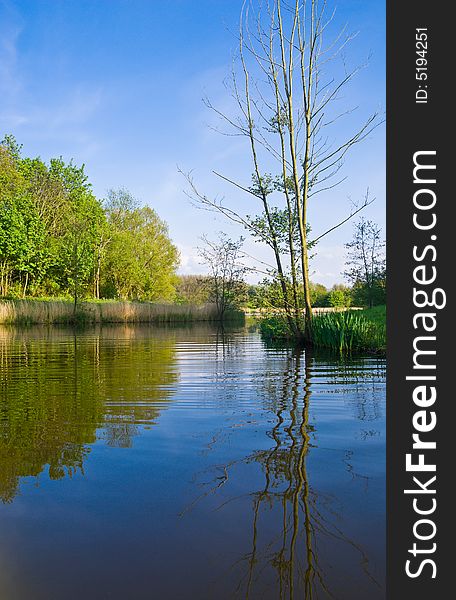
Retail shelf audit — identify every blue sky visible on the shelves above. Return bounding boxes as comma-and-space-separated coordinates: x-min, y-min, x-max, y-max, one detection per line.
1, 0, 385, 286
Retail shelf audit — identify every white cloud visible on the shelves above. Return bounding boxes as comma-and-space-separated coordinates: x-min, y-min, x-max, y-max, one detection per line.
176, 244, 207, 276
310, 244, 347, 287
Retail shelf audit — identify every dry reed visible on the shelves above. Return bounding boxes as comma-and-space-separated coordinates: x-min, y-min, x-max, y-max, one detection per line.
0, 300, 236, 325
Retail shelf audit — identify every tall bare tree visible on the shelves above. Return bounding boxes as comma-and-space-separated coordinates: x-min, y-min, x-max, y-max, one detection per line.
183, 0, 381, 340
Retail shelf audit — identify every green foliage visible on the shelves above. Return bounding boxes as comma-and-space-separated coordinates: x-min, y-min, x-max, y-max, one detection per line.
56, 172, 105, 305
310, 310, 385, 353
247, 279, 348, 310
103, 191, 179, 301
0, 136, 179, 302
260, 306, 386, 353
260, 314, 300, 341
247, 206, 313, 255
175, 275, 212, 305
1, 134, 22, 161
309, 282, 328, 307
351, 279, 386, 307
326, 284, 352, 308
248, 277, 292, 309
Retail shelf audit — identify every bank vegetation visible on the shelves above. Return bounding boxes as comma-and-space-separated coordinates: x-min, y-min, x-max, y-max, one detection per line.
0, 298, 245, 325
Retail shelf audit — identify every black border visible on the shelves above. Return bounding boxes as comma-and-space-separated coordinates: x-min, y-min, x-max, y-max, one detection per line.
387, 1, 452, 596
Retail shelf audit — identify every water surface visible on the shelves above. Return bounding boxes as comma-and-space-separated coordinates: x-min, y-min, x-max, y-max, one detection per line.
0, 324, 385, 599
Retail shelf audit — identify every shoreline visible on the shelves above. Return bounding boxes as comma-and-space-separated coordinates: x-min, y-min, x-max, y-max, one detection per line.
0, 298, 244, 325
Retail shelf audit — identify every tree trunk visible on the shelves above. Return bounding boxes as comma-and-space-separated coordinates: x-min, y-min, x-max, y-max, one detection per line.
95, 258, 101, 300
22, 272, 29, 298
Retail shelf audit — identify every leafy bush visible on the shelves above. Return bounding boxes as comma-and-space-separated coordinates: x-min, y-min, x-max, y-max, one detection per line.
260, 314, 299, 340
351, 280, 386, 307
326, 285, 352, 308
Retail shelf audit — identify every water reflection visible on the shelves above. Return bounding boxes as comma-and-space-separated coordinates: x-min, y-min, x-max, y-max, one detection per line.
0, 325, 179, 502
0, 325, 385, 599
242, 349, 317, 599
182, 338, 384, 599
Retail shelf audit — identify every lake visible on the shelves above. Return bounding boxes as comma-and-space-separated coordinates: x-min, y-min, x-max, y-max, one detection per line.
0, 324, 385, 599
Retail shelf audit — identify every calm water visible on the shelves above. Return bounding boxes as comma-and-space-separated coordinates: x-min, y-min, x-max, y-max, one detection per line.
0, 324, 385, 600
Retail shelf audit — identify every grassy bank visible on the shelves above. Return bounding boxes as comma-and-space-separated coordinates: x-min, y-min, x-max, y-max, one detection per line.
0, 299, 244, 325
260, 306, 386, 354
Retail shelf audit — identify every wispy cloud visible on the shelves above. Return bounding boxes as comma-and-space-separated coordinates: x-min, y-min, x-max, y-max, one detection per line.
0, 2, 24, 97
47, 86, 104, 128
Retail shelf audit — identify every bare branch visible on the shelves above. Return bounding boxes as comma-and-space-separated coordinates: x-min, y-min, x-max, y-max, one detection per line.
310, 190, 375, 244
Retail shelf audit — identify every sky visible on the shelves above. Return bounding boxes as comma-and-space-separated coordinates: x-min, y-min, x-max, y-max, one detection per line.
0, 0, 385, 287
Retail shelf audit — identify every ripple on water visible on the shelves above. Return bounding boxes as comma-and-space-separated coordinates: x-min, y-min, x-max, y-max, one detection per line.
0, 324, 385, 600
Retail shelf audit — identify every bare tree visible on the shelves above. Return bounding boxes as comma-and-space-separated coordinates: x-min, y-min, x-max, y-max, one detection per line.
198, 233, 249, 320
182, 0, 381, 340
344, 218, 385, 307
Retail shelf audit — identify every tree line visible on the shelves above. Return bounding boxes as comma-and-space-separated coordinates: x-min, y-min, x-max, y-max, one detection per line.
177, 219, 386, 312
0, 135, 179, 303
1, 133, 384, 314
177, 215, 386, 312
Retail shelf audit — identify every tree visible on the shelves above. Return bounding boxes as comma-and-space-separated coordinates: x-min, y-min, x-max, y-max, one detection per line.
344, 218, 385, 307
249, 277, 291, 310
183, 0, 381, 341
49, 158, 105, 310
103, 189, 179, 301
0, 144, 37, 296
326, 283, 352, 307
0, 138, 106, 300
309, 282, 328, 307
175, 275, 212, 305
1, 138, 179, 302
19, 156, 70, 296
198, 233, 248, 319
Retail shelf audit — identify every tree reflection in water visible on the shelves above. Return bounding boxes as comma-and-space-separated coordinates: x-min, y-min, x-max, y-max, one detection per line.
0, 325, 179, 503
0, 324, 384, 599
184, 338, 382, 599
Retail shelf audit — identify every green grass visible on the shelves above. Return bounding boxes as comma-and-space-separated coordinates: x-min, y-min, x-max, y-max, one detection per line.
359, 305, 386, 326
0, 298, 244, 325
260, 306, 386, 354
310, 307, 385, 354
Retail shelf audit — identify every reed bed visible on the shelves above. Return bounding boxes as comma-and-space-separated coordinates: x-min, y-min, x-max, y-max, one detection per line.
0, 300, 73, 325
82, 301, 222, 324
310, 309, 386, 353
0, 299, 241, 325
260, 306, 386, 354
